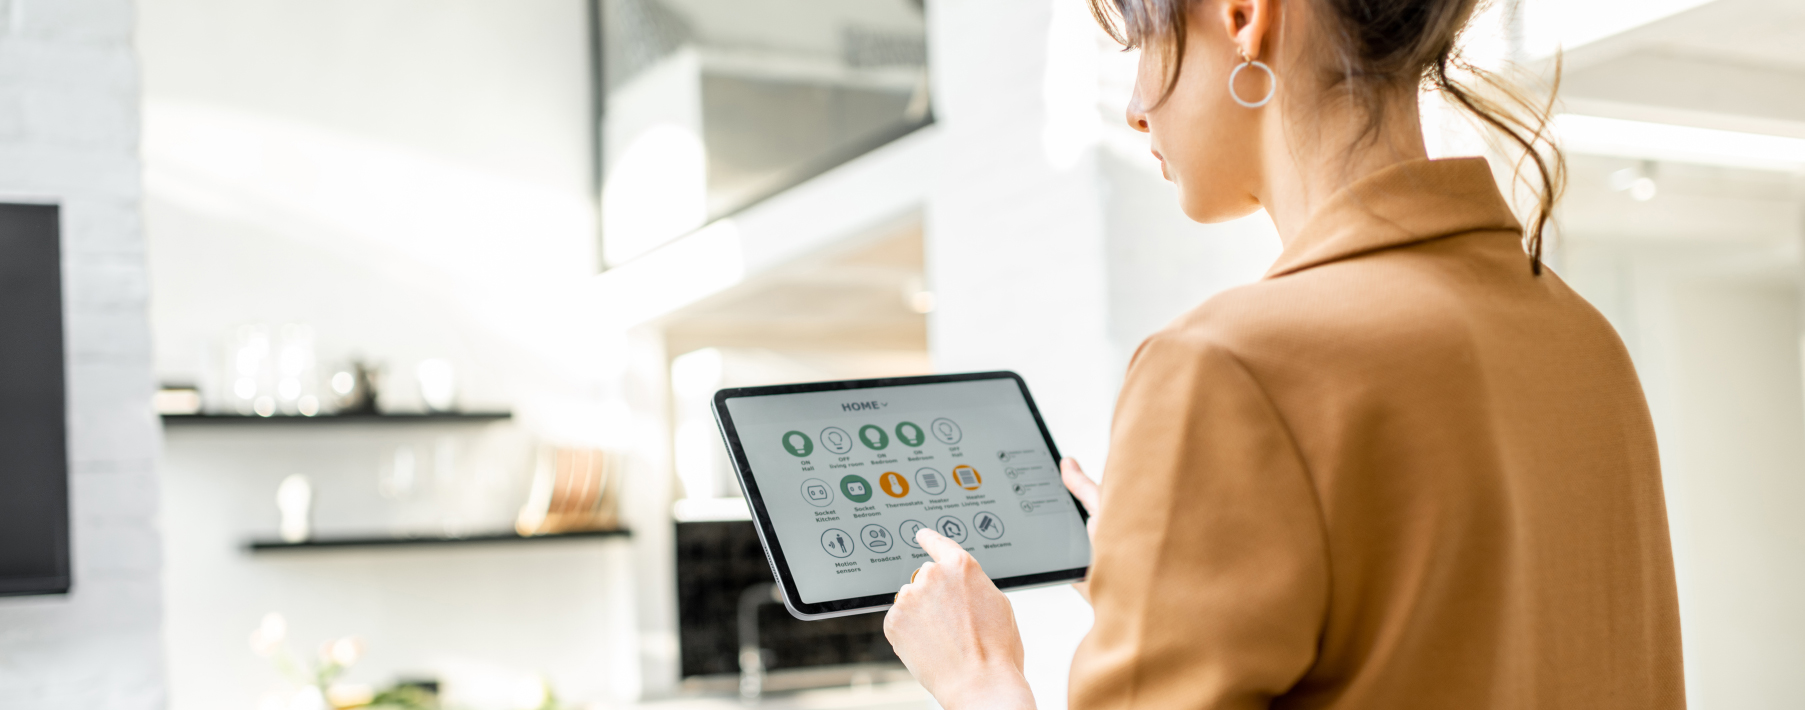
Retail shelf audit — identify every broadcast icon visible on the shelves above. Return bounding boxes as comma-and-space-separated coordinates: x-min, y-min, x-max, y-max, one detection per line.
861, 524, 894, 553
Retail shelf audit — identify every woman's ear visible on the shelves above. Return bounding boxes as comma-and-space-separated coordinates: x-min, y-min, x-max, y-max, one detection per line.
1216, 0, 1277, 59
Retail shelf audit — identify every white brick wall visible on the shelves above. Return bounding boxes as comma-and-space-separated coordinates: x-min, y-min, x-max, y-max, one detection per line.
0, 0, 165, 709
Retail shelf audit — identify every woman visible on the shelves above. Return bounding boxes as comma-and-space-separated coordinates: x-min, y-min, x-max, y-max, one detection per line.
882, 0, 1685, 707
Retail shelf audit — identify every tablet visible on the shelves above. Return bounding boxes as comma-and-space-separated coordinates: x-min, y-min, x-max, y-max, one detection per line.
712, 371, 1092, 620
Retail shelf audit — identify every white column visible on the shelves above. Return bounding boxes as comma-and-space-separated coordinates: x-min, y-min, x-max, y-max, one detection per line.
923, 1, 1279, 706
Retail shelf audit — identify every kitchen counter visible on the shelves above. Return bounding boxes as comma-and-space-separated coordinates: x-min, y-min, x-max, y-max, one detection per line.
626, 681, 936, 710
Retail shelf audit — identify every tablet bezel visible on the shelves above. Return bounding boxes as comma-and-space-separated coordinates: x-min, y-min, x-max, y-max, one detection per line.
711, 370, 1091, 620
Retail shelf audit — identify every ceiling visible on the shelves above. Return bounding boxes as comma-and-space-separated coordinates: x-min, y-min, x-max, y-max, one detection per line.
1538, 0, 1805, 261
1554, 0, 1805, 137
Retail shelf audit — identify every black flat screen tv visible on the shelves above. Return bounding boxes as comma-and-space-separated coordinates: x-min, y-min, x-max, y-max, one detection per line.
0, 203, 70, 596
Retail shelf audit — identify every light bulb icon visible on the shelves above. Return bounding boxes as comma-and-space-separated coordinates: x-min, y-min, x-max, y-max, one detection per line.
930, 418, 961, 444
781, 430, 813, 457
820, 427, 853, 454
896, 422, 925, 447
858, 424, 889, 450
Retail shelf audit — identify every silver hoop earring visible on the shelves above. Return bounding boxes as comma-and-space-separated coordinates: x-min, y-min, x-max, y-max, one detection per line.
1229, 57, 1277, 108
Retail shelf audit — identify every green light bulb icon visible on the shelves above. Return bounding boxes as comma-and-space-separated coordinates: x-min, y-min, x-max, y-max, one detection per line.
895, 421, 925, 447
781, 431, 813, 457
858, 424, 889, 450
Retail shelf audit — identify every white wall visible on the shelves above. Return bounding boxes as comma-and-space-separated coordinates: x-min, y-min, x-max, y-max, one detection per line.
922, 1, 1276, 706
138, 0, 602, 416
1660, 277, 1805, 707
135, 1, 643, 707
160, 422, 635, 710
1564, 232, 1805, 709
1553, 139, 1805, 707
0, 0, 166, 708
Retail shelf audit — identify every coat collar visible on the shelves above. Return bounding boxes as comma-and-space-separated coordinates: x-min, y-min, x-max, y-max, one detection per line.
1264, 157, 1524, 279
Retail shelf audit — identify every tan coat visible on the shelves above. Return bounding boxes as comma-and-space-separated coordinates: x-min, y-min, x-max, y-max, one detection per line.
1069, 158, 1684, 709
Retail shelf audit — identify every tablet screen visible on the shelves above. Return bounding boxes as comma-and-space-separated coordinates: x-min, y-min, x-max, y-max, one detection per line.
722, 376, 1091, 606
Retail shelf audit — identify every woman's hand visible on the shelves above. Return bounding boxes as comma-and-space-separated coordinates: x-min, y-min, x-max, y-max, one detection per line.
884, 528, 1035, 710
1061, 458, 1101, 603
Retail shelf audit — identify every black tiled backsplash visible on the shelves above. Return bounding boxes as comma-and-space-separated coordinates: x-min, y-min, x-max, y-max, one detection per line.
675, 520, 897, 677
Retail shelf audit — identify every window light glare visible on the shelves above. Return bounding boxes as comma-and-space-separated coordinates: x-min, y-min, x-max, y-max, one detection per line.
1609, 164, 1659, 202
1555, 114, 1805, 172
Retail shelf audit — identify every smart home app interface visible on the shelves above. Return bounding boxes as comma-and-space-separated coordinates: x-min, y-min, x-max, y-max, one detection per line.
725, 379, 1091, 604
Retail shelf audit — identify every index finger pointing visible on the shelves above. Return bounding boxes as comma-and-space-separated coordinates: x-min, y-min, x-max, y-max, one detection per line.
915, 527, 970, 565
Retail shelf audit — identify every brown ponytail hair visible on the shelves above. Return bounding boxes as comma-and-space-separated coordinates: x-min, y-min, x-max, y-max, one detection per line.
1088, 0, 1564, 274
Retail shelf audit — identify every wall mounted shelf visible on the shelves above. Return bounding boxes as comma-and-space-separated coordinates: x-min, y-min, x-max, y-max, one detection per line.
247, 528, 630, 553
164, 412, 512, 425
